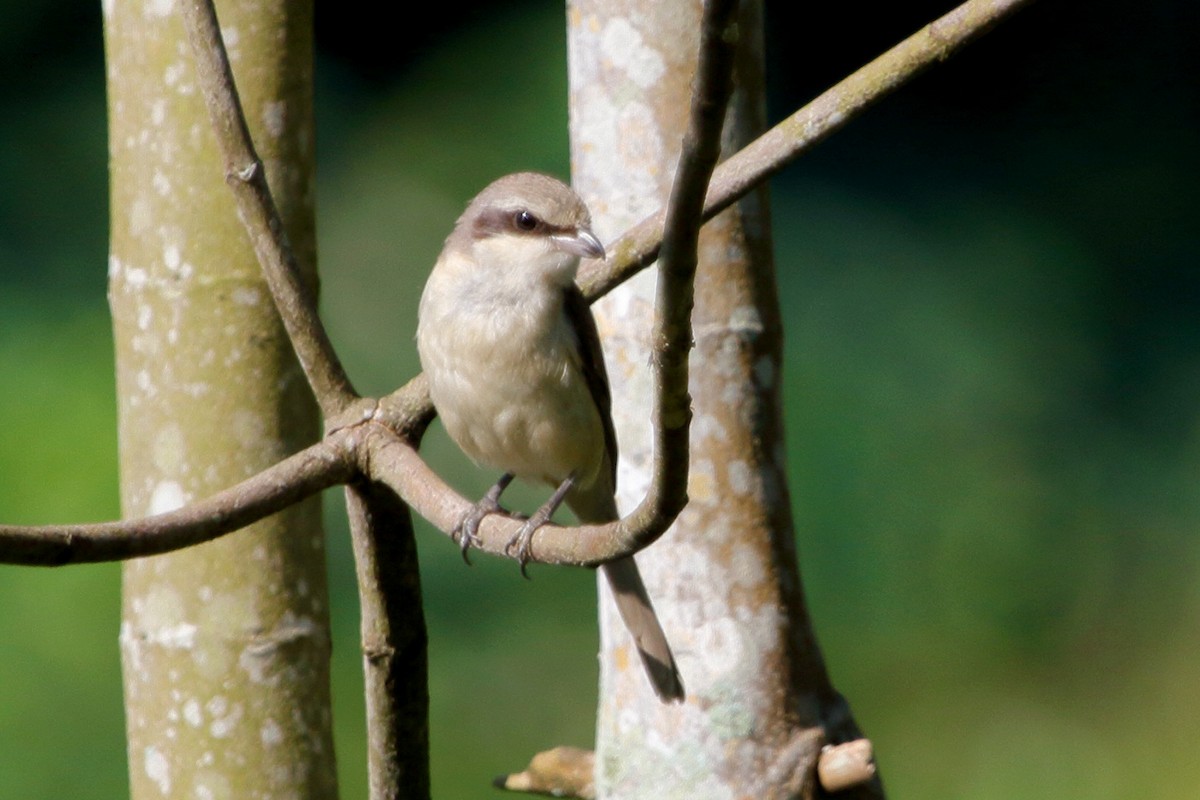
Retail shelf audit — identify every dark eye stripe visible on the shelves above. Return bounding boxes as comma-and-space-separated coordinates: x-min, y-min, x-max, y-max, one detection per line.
471, 206, 574, 240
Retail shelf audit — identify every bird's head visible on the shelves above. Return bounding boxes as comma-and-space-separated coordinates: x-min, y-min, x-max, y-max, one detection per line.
452, 172, 605, 289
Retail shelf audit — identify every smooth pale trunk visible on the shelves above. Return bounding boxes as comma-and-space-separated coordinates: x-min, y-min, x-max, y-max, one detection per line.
568, 1, 847, 796
105, 0, 337, 797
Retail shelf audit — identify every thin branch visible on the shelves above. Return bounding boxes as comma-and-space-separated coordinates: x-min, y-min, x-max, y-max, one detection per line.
0, 386, 633, 571
578, 0, 1036, 300
0, 433, 356, 566
345, 482, 431, 800
362, 426, 611, 566
179, 0, 358, 417
621, 0, 739, 539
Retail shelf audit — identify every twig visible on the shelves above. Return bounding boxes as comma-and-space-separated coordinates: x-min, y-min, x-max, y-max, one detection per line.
0, 432, 356, 566
578, 0, 1036, 300
179, 0, 358, 417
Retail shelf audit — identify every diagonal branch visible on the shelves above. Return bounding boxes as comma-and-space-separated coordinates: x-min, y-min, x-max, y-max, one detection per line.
179, 0, 358, 417
578, 0, 1036, 300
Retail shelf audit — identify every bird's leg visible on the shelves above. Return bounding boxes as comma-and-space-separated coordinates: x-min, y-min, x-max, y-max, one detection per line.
507, 473, 576, 578
453, 472, 514, 564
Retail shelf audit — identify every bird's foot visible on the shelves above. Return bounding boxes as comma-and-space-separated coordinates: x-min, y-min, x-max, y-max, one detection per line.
504, 473, 576, 578
451, 501, 494, 565
505, 508, 553, 579
452, 474, 516, 564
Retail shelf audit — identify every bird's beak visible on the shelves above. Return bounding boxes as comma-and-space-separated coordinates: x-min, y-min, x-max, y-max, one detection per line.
551, 228, 606, 261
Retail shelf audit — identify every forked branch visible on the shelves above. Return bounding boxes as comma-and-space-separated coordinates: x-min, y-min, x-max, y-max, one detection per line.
0, 0, 1034, 568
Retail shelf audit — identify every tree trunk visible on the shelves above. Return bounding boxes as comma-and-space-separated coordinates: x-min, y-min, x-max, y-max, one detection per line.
105, 0, 338, 796
568, 1, 878, 796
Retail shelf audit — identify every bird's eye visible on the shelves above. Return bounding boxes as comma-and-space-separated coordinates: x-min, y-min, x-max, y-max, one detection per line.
513, 210, 539, 231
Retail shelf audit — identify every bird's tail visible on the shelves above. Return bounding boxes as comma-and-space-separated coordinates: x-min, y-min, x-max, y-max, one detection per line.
600, 555, 685, 703
569, 476, 684, 703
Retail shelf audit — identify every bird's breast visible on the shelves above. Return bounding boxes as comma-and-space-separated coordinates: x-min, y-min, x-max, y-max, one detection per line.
418, 286, 605, 487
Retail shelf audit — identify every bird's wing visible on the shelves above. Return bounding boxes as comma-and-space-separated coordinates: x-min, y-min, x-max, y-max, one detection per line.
563, 285, 618, 489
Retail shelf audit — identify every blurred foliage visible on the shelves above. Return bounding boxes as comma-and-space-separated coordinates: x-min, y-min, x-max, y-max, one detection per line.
1, 0, 1198, 798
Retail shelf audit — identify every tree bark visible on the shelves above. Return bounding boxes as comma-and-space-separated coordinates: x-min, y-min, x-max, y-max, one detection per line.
105, 0, 338, 796
568, 1, 880, 796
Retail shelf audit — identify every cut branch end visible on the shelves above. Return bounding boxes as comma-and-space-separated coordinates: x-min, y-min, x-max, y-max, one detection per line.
495, 746, 595, 798
818, 739, 877, 793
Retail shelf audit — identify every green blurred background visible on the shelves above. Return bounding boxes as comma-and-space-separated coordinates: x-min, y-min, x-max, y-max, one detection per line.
1, 0, 1197, 797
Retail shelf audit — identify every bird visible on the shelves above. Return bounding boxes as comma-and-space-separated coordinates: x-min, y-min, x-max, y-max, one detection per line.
416, 172, 684, 702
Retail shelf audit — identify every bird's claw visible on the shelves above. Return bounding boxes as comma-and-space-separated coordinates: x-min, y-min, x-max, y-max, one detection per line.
453, 500, 499, 565
505, 508, 555, 579
451, 522, 482, 565
502, 473, 574, 579
505, 520, 538, 579
452, 473, 516, 564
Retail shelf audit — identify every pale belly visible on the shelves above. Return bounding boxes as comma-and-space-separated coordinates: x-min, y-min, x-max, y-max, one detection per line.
420, 314, 605, 487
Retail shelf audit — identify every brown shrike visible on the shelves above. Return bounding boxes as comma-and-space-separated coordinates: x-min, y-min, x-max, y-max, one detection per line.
416, 172, 684, 702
